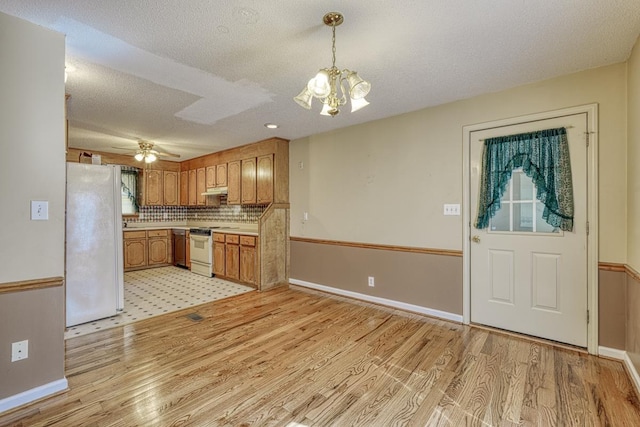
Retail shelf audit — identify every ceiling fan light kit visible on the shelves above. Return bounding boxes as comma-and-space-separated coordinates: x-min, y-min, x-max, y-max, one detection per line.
294, 12, 371, 117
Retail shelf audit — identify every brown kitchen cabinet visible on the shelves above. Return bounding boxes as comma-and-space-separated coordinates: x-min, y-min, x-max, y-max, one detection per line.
186, 230, 191, 269
241, 157, 257, 205
256, 154, 273, 205
144, 169, 163, 206
225, 234, 240, 280
163, 171, 178, 206
180, 170, 189, 206
206, 165, 216, 188
216, 163, 227, 187
147, 229, 170, 266
124, 229, 171, 271
239, 235, 257, 286
213, 233, 226, 276
227, 160, 241, 205
188, 169, 197, 206
124, 231, 148, 270
197, 167, 206, 205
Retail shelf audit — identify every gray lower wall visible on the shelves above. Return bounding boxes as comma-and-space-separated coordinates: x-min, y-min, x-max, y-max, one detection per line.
291, 239, 636, 352
290, 239, 463, 315
599, 269, 627, 349
0, 286, 65, 399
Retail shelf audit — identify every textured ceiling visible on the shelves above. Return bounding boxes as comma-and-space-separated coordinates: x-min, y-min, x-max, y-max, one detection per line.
1, 1, 639, 161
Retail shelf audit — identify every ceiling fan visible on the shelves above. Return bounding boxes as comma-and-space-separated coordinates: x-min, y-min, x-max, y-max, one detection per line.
112, 140, 180, 163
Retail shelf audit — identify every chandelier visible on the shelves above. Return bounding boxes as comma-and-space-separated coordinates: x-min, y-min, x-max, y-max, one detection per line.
294, 12, 371, 116
134, 141, 157, 163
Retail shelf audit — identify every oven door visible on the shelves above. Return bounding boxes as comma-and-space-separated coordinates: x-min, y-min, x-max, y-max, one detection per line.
189, 235, 212, 265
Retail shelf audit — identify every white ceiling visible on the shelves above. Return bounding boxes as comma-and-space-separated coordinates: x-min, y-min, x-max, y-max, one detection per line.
2, 1, 639, 161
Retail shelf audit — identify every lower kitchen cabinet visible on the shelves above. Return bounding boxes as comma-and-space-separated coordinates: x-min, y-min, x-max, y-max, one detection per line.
124, 229, 171, 271
239, 235, 256, 286
212, 232, 257, 287
148, 229, 170, 266
225, 234, 240, 280
213, 233, 226, 276
124, 231, 147, 270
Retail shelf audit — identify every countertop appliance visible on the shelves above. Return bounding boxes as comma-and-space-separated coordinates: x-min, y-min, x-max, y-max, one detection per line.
65, 163, 124, 327
189, 227, 215, 277
172, 229, 187, 268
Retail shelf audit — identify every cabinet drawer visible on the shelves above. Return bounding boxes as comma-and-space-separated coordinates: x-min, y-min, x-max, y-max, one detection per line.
225, 234, 239, 244
147, 229, 168, 238
240, 235, 256, 247
124, 230, 146, 239
213, 233, 226, 243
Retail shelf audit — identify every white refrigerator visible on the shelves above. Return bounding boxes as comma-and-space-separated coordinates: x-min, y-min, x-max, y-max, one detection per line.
66, 163, 124, 327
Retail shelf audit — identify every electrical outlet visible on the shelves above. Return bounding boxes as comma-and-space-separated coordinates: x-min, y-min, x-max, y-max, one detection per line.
443, 204, 461, 216
368, 276, 375, 287
11, 340, 28, 362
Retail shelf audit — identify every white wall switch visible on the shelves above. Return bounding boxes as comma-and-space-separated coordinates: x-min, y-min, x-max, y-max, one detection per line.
443, 204, 461, 216
368, 276, 375, 287
31, 201, 49, 220
11, 340, 28, 362
303, 212, 309, 221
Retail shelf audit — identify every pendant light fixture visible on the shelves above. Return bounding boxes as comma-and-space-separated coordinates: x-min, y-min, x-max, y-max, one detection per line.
294, 12, 371, 117
134, 141, 157, 163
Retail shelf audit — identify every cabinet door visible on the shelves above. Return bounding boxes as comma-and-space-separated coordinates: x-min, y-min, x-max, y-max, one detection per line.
241, 157, 257, 205
186, 231, 191, 269
148, 238, 169, 265
197, 167, 206, 205
124, 238, 147, 270
180, 170, 189, 206
256, 154, 273, 205
145, 169, 163, 206
225, 243, 240, 280
206, 166, 216, 188
240, 240, 256, 285
216, 163, 227, 187
188, 169, 197, 206
213, 242, 225, 276
163, 171, 178, 206
227, 160, 241, 205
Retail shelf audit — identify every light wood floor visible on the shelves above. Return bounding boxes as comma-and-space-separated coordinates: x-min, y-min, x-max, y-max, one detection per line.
2, 286, 640, 426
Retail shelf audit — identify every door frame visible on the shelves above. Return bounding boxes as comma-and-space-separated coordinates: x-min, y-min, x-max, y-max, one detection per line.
462, 104, 599, 354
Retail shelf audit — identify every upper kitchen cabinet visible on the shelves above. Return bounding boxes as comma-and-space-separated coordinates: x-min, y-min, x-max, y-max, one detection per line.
216, 163, 227, 187
257, 154, 273, 205
196, 167, 206, 205
241, 157, 257, 205
144, 169, 163, 206
206, 165, 216, 189
188, 169, 197, 206
179, 170, 188, 206
163, 171, 178, 206
142, 169, 178, 206
227, 160, 241, 205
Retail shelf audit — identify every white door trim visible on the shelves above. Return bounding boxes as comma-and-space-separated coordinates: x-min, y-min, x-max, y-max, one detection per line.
462, 104, 599, 354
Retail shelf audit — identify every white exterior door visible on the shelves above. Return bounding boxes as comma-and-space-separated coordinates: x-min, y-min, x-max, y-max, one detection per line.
469, 114, 588, 347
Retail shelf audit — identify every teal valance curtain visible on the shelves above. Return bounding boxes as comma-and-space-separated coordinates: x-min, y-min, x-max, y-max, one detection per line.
121, 166, 139, 211
475, 127, 574, 231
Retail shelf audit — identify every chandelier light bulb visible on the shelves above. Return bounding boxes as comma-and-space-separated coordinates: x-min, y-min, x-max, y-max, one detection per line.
145, 153, 157, 163
134, 153, 144, 161
294, 12, 371, 116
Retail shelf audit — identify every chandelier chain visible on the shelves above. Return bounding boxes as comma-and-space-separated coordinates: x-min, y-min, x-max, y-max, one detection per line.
331, 22, 337, 69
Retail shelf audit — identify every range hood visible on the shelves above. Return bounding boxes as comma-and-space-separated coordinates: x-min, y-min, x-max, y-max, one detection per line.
201, 187, 228, 196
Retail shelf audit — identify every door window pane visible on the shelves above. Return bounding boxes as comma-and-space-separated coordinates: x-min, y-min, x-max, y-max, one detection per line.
489, 169, 560, 234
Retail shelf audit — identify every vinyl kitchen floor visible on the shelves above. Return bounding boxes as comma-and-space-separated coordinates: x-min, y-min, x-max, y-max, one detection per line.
65, 266, 254, 339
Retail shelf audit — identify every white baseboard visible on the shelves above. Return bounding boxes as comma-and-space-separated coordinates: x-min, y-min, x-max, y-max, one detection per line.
599, 346, 640, 396
289, 278, 463, 323
0, 378, 68, 414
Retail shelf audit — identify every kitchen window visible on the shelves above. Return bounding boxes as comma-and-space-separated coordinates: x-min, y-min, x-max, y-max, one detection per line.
121, 166, 140, 215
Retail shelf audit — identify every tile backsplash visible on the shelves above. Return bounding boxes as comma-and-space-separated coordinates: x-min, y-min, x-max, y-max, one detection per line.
127, 204, 267, 224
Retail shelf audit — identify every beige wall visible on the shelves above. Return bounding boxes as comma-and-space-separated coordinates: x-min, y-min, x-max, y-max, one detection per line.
628, 35, 640, 271
290, 63, 628, 262
0, 13, 66, 400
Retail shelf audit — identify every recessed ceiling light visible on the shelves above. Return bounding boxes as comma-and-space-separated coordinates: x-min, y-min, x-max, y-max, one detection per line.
264, 123, 279, 129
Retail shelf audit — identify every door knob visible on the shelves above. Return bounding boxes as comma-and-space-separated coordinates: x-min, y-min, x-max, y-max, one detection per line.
472, 235, 481, 243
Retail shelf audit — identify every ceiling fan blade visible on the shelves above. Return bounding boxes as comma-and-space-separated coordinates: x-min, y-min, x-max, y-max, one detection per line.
156, 151, 181, 158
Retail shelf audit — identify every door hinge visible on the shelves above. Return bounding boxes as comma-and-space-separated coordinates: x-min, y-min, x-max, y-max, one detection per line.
586, 221, 589, 235
586, 132, 590, 147
587, 310, 590, 324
